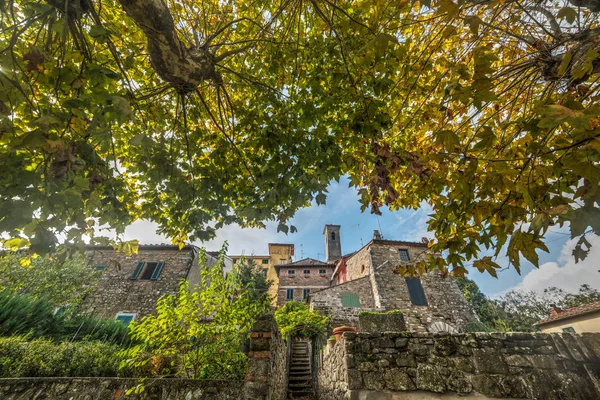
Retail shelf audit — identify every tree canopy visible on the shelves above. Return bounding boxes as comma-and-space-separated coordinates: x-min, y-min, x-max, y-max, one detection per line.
1, 0, 599, 276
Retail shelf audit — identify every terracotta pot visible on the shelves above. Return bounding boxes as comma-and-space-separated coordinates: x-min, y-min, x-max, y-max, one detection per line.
332, 326, 357, 341
327, 338, 336, 348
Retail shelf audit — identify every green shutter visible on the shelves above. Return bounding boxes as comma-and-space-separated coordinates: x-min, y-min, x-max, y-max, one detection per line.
341, 292, 360, 307
130, 261, 145, 280
151, 262, 165, 280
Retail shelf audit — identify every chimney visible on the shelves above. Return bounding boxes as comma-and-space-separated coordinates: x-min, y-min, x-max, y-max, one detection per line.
373, 230, 382, 240
323, 225, 342, 262
549, 304, 562, 317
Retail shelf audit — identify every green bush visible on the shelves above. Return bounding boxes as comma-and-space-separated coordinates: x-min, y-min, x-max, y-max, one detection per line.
464, 321, 492, 333
0, 290, 132, 344
0, 336, 139, 377
274, 301, 327, 339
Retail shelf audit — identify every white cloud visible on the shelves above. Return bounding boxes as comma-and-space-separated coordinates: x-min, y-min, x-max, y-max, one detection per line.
514, 234, 600, 293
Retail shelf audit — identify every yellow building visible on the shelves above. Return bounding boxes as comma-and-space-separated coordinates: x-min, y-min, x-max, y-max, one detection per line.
229, 243, 294, 306
536, 301, 600, 333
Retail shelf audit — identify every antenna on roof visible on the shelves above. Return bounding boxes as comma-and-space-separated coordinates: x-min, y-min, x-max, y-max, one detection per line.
351, 223, 363, 246
376, 215, 384, 239
300, 244, 304, 259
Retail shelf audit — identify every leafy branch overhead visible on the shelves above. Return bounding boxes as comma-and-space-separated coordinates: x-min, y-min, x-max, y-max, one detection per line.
1, 0, 599, 277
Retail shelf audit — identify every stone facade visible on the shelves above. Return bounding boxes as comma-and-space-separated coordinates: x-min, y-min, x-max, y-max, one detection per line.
314, 237, 476, 332
81, 245, 198, 320
317, 331, 600, 400
310, 277, 377, 327
276, 258, 334, 306
0, 377, 243, 399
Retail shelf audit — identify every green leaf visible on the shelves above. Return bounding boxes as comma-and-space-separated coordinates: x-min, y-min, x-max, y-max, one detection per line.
557, 7, 578, 24
473, 257, 501, 278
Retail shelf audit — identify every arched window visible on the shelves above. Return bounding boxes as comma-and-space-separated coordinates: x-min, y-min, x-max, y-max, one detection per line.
331, 231, 336, 241
341, 292, 360, 307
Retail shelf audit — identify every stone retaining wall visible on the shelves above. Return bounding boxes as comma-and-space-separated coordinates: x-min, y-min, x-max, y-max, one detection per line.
318, 331, 600, 400
0, 377, 242, 399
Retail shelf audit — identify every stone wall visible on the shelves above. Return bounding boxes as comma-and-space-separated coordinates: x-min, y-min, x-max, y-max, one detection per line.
369, 242, 476, 332
82, 246, 195, 319
0, 377, 243, 399
342, 244, 371, 282
310, 277, 377, 327
245, 313, 289, 400
317, 331, 600, 400
317, 335, 349, 400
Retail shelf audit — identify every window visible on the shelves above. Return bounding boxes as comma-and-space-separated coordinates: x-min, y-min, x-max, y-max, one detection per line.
262, 259, 269, 265
262, 269, 268, 276
304, 269, 310, 274
331, 231, 336, 241
95, 265, 106, 271
286, 288, 294, 301
562, 327, 576, 333
361, 264, 365, 273
288, 269, 296, 275
115, 313, 136, 326
405, 277, 428, 306
399, 249, 410, 261
341, 292, 360, 307
280, 259, 286, 264
303, 288, 310, 299
130, 261, 165, 281
319, 269, 326, 274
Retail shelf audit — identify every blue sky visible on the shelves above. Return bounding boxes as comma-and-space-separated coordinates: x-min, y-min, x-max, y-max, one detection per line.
119, 176, 600, 296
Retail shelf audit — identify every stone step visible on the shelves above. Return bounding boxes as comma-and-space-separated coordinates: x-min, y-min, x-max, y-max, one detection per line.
289, 370, 311, 375
288, 390, 314, 398
290, 367, 311, 373
289, 376, 312, 382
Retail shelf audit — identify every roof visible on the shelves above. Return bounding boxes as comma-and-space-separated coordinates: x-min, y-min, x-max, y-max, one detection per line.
278, 257, 328, 267
536, 301, 600, 326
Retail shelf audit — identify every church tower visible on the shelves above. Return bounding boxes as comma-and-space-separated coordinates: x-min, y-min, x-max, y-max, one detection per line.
323, 224, 341, 262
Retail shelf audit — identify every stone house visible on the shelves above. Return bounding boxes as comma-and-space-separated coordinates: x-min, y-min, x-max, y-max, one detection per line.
310, 227, 476, 332
275, 258, 335, 306
82, 245, 233, 324
229, 243, 294, 305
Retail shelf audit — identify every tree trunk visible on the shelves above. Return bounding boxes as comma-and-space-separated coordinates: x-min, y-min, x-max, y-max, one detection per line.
117, 0, 218, 93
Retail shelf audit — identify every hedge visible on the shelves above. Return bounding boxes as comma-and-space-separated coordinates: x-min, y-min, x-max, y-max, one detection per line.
0, 336, 139, 377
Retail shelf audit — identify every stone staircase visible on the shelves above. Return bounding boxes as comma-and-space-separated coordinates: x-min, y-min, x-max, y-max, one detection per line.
287, 341, 314, 399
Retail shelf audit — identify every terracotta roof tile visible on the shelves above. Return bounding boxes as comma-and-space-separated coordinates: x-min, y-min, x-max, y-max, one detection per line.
536, 300, 600, 326
281, 257, 327, 266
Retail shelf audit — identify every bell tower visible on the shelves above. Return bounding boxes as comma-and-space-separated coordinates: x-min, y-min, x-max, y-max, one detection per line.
323, 224, 341, 262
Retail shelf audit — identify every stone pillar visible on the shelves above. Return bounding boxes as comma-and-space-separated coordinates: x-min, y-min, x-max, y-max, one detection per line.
243, 313, 288, 400
244, 315, 273, 399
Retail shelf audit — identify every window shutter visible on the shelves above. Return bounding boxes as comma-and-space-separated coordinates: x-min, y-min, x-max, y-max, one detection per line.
151, 262, 165, 280
341, 293, 361, 307
130, 261, 145, 280
405, 277, 428, 306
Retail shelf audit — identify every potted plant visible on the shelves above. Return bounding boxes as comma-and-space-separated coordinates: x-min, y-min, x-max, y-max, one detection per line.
332, 325, 357, 341
327, 335, 336, 348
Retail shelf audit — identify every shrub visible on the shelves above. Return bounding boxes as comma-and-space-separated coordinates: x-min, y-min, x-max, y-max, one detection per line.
464, 321, 492, 333
274, 301, 327, 339
0, 336, 140, 377
0, 290, 132, 344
